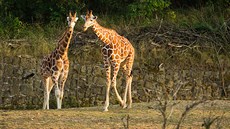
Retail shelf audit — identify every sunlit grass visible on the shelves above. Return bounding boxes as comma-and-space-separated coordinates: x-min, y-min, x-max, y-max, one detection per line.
1, 101, 230, 129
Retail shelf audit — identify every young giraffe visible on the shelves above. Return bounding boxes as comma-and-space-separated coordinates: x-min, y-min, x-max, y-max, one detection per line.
41, 12, 78, 109
81, 10, 135, 111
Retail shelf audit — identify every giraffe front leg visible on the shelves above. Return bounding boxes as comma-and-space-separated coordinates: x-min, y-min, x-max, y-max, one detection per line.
52, 72, 61, 109
43, 77, 53, 109
104, 64, 111, 112
43, 78, 49, 109
59, 70, 69, 109
55, 84, 61, 109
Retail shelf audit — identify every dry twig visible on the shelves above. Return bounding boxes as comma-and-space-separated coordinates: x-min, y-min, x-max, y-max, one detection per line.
122, 114, 130, 129
176, 100, 206, 129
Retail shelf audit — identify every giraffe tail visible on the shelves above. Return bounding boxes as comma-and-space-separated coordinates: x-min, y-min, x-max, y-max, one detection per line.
129, 70, 133, 77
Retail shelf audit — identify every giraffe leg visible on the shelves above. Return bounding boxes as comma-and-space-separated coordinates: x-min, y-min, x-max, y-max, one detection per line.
55, 84, 61, 109
121, 64, 133, 109
43, 77, 49, 109
127, 73, 133, 109
59, 70, 69, 109
111, 63, 124, 107
104, 63, 111, 112
126, 55, 134, 109
43, 77, 53, 109
121, 64, 129, 109
47, 77, 54, 109
52, 72, 61, 109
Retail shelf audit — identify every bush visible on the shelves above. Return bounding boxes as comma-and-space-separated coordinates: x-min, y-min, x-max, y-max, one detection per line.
128, 0, 171, 19
0, 16, 24, 39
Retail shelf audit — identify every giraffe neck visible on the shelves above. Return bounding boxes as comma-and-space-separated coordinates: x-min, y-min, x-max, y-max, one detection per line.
56, 27, 73, 56
92, 21, 111, 45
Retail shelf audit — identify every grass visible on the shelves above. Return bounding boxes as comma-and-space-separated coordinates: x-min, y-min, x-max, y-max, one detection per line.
1, 100, 230, 129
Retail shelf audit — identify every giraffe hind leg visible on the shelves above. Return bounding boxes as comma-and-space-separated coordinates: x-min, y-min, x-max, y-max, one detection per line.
111, 63, 124, 107
127, 71, 133, 109
127, 59, 134, 109
121, 64, 128, 109
123, 56, 134, 109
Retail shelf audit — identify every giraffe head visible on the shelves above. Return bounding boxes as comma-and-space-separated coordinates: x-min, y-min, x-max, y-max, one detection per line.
81, 10, 97, 31
67, 12, 78, 28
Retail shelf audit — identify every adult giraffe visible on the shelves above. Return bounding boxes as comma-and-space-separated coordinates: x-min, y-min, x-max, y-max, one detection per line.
41, 12, 78, 109
81, 10, 135, 111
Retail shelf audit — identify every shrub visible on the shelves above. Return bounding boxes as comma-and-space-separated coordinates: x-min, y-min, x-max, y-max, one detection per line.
128, 0, 171, 19
1, 16, 24, 39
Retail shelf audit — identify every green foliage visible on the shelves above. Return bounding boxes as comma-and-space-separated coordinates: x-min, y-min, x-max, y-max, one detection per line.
193, 22, 214, 32
128, 0, 171, 18
0, 0, 229, 56
0, 0, 84, 24
0, 15, 24, 39
174, 2, 228, 33
88, 0, 127, 15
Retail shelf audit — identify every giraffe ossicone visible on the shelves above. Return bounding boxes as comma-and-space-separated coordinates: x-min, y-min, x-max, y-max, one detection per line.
41, 12, 78, 109
81, 10, 135, 111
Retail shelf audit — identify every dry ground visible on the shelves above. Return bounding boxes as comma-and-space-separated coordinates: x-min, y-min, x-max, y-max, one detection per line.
1, 100, 230, 129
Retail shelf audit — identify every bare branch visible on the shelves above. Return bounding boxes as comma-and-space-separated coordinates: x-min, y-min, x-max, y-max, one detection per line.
122, 115, 130, 129
176, 100, 206, 129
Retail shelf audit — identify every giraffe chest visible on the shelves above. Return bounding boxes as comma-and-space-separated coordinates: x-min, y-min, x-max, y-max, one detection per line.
101, 42, 130, 62
41, 54, 69, 76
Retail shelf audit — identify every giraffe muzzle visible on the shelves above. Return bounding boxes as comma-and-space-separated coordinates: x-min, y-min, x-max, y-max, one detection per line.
83, 27, 87, 32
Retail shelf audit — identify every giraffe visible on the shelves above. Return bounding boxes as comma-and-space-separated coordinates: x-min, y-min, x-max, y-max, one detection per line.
81, 10, 135, 111
41, 12, 78, 109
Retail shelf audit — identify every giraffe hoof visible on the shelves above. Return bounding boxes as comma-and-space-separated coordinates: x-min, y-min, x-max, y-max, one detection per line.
119, 101, 126, 108
127, 105, 132, 109
103, 108, 109, 112
122, 104, 127, 109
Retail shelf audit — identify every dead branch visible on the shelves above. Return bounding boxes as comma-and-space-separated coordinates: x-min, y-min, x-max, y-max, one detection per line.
122, 114, 130, 129
176, 100, 206, 129
7, 39, 27, 42
150, 40, 162, 47
154, 19, 163, 38
202, 116, 220, 129
168, 42, 183, 48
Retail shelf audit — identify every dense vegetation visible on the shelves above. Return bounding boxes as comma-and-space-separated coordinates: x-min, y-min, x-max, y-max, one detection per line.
0, 0, 229, 60
0, 0, 229, 38
0, 0, 229, 23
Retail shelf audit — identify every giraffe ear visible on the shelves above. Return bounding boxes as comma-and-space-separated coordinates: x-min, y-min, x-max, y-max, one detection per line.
69, 11, 72, 17
73, 12, 77, 17
75, 17, 79, 22
86, 10, 89, 15
67, 17, 70, 22
93, 16, 97, 20
81, 15, 86, 21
